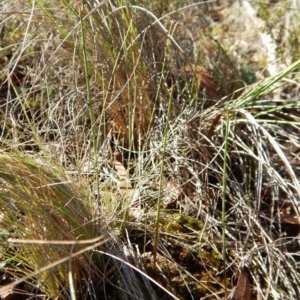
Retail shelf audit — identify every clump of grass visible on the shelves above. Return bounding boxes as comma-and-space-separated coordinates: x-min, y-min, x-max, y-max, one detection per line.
0, 152, 163, 299
0, 152, 104, 298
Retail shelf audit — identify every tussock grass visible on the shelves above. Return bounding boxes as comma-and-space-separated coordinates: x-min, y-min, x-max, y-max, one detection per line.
0, 152, 104, 299
0, 0, 300, 299
0, 153, 161, 299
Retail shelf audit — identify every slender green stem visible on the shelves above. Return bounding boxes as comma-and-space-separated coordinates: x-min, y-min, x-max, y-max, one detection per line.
77, 3, 96, 154
77, 3, 101, 197
222, 104, 230, 298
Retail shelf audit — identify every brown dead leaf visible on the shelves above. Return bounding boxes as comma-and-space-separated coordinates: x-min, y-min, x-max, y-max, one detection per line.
179, 64, 220, 100
230, 268, 251, 300
207, 113, 222, 140
113, 152, 133, 199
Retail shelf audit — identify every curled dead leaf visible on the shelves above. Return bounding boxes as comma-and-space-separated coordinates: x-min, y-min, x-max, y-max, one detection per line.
229, 268, 251, 300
